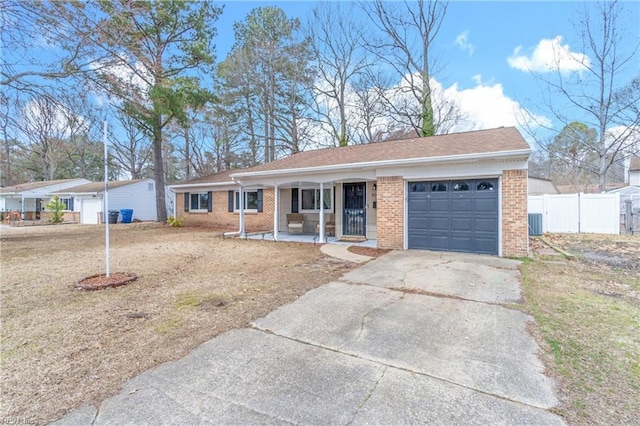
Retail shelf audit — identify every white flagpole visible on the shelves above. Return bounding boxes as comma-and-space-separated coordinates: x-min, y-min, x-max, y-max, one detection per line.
103, 121, 110, 277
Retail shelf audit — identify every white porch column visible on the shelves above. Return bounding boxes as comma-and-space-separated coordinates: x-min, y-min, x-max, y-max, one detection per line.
319, 182, 325, 243
273, 184, 279, 241
239, 187, 245, 236
21, 195, 24, 220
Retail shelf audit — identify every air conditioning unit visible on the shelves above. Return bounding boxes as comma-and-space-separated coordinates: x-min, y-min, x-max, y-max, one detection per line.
528, 213, 543, 236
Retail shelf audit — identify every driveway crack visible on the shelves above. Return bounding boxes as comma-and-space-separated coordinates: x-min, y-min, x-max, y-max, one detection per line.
91, 404, 100, 426
345, 366, 387, 426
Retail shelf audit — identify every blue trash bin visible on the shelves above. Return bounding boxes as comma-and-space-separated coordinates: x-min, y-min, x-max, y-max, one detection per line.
120, 209, 133, 224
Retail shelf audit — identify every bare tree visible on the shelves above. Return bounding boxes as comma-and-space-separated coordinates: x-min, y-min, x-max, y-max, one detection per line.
308, 2, 369, 147
362, 0, 463, 137
109, 110, 152, 180
18, 94, 69, 180
525, 1, 640, 191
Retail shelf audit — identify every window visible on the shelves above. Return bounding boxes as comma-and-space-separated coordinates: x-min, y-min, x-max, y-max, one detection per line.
190, 192, 210, 211
300, 188, 332, 211
453, 182, 470, 191
410, 183, 427, 192
60, 197, 73, 211
235, 191, 259, 211
431, 182, 448, 192
476, 181, 495, 191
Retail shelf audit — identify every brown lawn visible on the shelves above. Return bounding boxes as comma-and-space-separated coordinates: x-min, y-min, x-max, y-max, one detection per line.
0, 223, 355, 425
522, 233, 640, 425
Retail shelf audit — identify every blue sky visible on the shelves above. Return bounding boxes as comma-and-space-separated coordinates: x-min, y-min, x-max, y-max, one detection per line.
6, 1, 639, 145
216, 1, 640, 140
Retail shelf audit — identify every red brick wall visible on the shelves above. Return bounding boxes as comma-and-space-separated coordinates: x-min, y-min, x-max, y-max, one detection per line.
502, 170, 529, 257
377, 176, 404, 250
177, 189, 274, 232
40, 211, 80, 223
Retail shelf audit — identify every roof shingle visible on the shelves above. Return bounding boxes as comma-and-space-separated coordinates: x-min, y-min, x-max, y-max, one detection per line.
234, 127, 529, 175
0, 179, 81, 194
56, 180, 148, 194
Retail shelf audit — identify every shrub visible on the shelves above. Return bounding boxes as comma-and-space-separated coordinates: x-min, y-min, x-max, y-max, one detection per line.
166, 215, 184, 227
45, 195, 66, 224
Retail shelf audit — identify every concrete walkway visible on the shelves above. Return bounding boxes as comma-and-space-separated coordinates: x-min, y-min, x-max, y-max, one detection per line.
319, 243, 373, 263
55, 251, 563, 425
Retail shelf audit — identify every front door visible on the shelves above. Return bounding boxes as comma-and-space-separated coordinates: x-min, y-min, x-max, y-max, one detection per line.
35, 198, 41, 220
343, 182, 366, 236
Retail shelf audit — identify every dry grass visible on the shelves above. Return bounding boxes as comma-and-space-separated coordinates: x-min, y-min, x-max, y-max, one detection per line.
521, 233, 640, 425
0, 223, 354, 425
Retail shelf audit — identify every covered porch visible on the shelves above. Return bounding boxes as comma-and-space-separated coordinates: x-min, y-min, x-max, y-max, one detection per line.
233, 173, 379, 246
243, 230, 377, 248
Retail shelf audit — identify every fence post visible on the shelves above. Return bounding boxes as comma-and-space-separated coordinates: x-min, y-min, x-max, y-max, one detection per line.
625, 200, 633, 234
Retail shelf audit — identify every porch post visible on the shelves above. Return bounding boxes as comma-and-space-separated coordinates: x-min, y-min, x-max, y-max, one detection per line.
273, 184, 279, 241
239, 186, 245, 236
319, 182, 325, 243
21, 195, 24, 220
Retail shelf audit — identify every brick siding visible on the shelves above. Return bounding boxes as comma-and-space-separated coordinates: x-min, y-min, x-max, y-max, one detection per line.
501, 169, 529, 257
177, 189, 274, 232
377, 176, 404, 250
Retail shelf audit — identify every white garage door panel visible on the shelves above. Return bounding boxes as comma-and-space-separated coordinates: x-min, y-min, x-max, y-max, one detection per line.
81, 199, 101, 224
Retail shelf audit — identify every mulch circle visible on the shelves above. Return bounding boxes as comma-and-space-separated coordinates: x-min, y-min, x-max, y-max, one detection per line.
75, 272, 138, 291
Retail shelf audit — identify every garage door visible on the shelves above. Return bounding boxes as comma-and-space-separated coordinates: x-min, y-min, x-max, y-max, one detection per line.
81, 198, 101, 224
408, 179, 499, 255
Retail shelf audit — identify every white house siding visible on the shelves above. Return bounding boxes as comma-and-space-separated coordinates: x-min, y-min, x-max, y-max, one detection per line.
366, 180, 378, 240
278, 188, 292, 231
106, 180, 157, 221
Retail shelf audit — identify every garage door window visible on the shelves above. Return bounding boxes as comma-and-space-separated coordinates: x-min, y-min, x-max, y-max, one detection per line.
476, 181, 494, 191
410, 183, 427, 192
431, 182, 447, 192
453, 182, 470, 191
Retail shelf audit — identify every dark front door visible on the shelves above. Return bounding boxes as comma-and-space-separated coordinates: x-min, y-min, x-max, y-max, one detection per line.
35, 198, 41, 220
343, 182, 366, 236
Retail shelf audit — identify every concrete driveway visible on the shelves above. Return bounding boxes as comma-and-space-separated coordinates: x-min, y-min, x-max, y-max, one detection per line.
56, 251, 563, 425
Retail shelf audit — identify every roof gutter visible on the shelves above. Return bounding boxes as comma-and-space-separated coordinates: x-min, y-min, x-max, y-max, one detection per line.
168, 181, 236, 190
230, 149, 531, 180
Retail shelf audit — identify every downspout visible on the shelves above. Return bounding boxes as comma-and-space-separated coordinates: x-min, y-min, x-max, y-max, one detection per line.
223, 183, 244, 238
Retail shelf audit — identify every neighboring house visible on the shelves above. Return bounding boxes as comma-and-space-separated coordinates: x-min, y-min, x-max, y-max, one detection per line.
170, 127, 530, 257
55, 179, 158, 224
0, 178, 91, 221
556, 183, 626, 194
168, 169, 253, 229
607, 184, 640, 212
629, 157, 640, 186
528, 176, 559, 195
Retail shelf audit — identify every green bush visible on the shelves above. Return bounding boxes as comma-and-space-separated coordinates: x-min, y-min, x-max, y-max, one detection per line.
45, 195, 66, 224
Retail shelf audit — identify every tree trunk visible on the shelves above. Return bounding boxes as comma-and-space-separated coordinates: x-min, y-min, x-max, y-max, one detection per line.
421, 37, 435, 137
153, 116, 168, 222
184, 123, 190, 180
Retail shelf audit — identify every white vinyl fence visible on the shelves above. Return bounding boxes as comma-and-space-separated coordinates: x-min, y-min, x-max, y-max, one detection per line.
528, 193, 620, 234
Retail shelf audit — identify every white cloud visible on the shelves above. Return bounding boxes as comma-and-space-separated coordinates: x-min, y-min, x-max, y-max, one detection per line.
309, 72, 551, 147
508, 36, 590, 73
454, 30, 474, 56
445, 79, 551, 131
